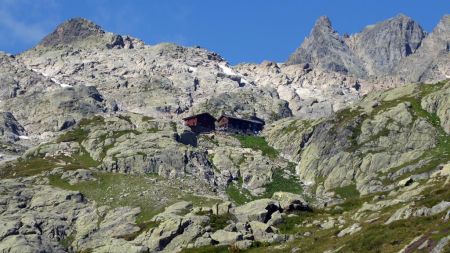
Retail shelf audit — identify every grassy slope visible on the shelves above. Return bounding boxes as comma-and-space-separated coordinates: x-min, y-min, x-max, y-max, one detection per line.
49, 172, 221, 224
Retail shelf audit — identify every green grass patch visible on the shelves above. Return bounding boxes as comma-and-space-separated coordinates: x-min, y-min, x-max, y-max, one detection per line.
226, 165, 302, 204
49, 173, 166, 224
142, 116, 154, 122
57, 116, 106, 143
333, 107, 364, 129
276, 212, 317, 234
170, 122, 177, 132
121, 220, 160, 241
416, 180, 450, 208
343, 214, 450, 253
234, 135, 279, 159
180, 245, 230, 253
57, 128, 89, 143
49, 172, 220, 225
252, 207, 450, 253
60, 148, 101, 170
334, 184, 360, 199
281, 120, 313, 135
200, 135, 219, 146
0, 146, 100, 178
117, 115, 132, 124
226, 182, 254, 205
261, 169, 303, 198
111, 129, 141, 138
147, 128, 160, 133
0, 157, 57, 178
59, 233, 75, 249
209, 213, 234, 232
79, 115, 105, 127
418, 80, 448, 97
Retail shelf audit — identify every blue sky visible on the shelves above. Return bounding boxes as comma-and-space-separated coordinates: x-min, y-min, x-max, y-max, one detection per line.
0, 0, 448, 64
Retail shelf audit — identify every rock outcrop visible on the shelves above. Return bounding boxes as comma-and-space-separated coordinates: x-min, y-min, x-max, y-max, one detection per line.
287, 16, 366, 76
0, 112, 25, 143
351, 14, 426, 76
287, 14, 449, 85
265, 82, 448, 196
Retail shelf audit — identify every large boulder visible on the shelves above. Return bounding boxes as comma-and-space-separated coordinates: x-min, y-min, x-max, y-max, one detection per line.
233, 199, 281, 223
153, 201, 193, 222
61, 169, 96, 185
210, 230, 243, 245
249, 221, 286, 244
271, 192, 310, 212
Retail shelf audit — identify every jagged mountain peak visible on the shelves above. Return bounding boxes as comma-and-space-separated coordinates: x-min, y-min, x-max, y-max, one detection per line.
435, 14, 450, 35
287, 15, 366, 76
379, 13, 422, 31
314, 16, 333, 29
286, 14, 439, 79
309, 16, 338, 38
39, 17, 105, 47
391, 13, 412, 20
439, 14, 450, 25
32, 17, 148, 51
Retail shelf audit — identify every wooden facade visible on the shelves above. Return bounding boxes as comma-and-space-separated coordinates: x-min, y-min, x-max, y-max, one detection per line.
217, 115, 264, 134
182, 113, 216, 133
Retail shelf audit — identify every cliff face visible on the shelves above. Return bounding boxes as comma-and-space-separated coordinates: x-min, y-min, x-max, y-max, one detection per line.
287, 16, 366, 76
287, 14, 449, 84
352, 14, 426, 76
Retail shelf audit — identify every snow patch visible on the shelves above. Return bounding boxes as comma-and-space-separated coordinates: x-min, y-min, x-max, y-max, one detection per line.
188, 66, 197, 73
60, 83, 72, 88
31, 68, 49, 77
240, 78, 249, 85
219, 63, 237, 76
19, 135, 30, 140
303, 181, 314, 186
51, 78, 72, 88
218, 62, 251, 85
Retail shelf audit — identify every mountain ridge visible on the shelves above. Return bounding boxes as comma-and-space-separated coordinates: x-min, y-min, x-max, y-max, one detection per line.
287, 14, 448, 83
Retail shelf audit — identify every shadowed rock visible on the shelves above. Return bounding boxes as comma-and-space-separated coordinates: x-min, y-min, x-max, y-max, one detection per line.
39, 18, 105, 47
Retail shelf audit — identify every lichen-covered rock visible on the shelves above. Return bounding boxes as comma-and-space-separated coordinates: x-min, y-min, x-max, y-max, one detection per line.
271, 192, 309, 212
210, 230, 243, 245
264, 118, 317, 161
249, 220, 285, 243
287, 16, 366, 77
0, 112, 25, 143
209, 145, 274, 193
61, 169, 96, 185
421, 82, 450, 134
233, 199, 281, 223
337, 223, 361, 237
0, 84, 108, 136
269, 83, 442, 195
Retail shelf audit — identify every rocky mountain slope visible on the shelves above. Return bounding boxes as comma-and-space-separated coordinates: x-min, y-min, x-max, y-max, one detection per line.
0, 14, 449, 253
287, 14, 449, 85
